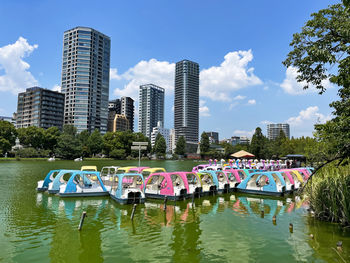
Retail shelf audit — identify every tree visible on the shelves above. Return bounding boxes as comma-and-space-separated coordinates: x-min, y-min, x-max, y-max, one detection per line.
77, 130, 90, 157
200, 132, 210, 153
87, 129, 103, 156
175, 136, 186, 156
283, 3, 350, 162
43, 127, 60, 151
55, 125, 80, 159
249, 127, 266, 159
0, 137, 11, 155
17, 126, 44, 149
0, 120, 17, 145
153, 133, 166, 157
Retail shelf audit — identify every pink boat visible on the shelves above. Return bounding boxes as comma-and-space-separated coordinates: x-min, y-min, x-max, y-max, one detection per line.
167, 172, 203, 197
222, 170, 241, 191
128, 167, 150, 173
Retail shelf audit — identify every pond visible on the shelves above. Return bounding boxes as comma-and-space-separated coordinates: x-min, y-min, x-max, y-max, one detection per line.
0, 160, 349, 262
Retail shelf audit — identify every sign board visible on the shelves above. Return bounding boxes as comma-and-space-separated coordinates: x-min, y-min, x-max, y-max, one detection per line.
132, 142, 148, 146
131, 146, 147, 150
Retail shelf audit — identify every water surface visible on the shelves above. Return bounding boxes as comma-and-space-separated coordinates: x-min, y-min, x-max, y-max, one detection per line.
0, 160, 349, 262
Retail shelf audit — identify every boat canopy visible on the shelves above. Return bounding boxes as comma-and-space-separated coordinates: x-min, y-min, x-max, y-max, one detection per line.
81, 166, 97, 171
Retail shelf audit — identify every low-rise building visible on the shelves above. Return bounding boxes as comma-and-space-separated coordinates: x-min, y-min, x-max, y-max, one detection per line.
113, 114, 130, 132
151, 121, 170, 152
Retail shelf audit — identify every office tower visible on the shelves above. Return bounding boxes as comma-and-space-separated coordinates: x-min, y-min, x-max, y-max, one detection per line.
151, 121, 170, 152
113, 114, 130, 132
138, 84, 164, 138
267, 123, 290, 140
107, 99, 121, 132
16, 87, 65, 129
205, 131, 219, 144
61, 26, 110, 133
174, 59, 199, 143
121, 97, 134, 132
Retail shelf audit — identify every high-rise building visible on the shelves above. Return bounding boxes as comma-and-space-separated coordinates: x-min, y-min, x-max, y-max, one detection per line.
138, 84, 164, 138
113, 114, 130, 132
16, 87, 65, 129
205, 131, 219, 144
174, 59, 199, 143
169, 129, 176, 153
107, 99, 121, 132
267, 123, 290, 140
61, 26, 111, 133
107, 97, 134, 132
121, 97, 134, 132
151, 121, 170, 152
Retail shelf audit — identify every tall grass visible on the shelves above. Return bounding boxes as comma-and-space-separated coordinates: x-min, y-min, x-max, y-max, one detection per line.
306, 163, 350, 226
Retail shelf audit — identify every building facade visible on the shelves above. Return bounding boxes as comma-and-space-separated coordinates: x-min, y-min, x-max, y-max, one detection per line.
107, 99, 121, 132
121, 97, 134, 132
113, 114, 130, 132
229, 136, 251, 145
151, 121, 170, 152
174, 60, 199, 144
16, 87, 65, 129
205, 131, 219, 144
138, 84, 164, 138
267, 123, 290, 140
169, 128, 176, 153
61, 26, 110, 133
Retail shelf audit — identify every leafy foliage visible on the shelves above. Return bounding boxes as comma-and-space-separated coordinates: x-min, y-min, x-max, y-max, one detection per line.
153, 133, 166, 157
175, 136, 186, 155
200, 132, 210, 153
87, 129, 103, 156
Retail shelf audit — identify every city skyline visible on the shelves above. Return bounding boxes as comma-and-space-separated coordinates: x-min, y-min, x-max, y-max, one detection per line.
0, 0, 339, 139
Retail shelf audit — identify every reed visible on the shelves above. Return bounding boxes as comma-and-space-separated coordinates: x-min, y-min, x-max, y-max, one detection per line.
306, 163, 350, 226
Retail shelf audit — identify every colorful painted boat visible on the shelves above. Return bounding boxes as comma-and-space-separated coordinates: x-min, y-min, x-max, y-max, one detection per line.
167, 172, 203, 197
110, 173, 145, 204
279, 169, 304, 189
222, 170, 241, 191
59, 171, 110, 197
144, 172, 187, 200
116, 166, 137, 174
81, 166, 97, 171
197, 170, 230, 194
237, 171, 287, 196
48, 170, 80, 194
37, 169, 62, 192
128, 166, 150, 173
141, 167, 166, 179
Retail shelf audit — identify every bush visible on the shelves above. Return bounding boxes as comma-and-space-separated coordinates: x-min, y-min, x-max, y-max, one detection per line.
110, 149, 126, 159
16, 148, 51, 158
306, 162, 350, 226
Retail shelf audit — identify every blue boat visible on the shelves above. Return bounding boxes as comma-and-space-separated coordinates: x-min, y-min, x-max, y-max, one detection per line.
197, 170, 230, 194
237, 171, 287, 196
59, 171, 110, 197
48, 170, 80, 194
37, 169, 62, 192
110, 173, 145, 204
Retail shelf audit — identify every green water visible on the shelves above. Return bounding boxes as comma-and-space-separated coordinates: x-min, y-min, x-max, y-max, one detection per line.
0, 160, 349, 263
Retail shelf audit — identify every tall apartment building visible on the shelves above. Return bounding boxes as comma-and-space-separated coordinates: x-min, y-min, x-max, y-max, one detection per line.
107, 97, 134, 132
61, 26, 110, 133
151, 121, 170, 153
113, 114, 130, 132
267, 123, 290, 140
121, 97, 134, 132
174, 60, 199, 143
16, 87, 65, 129
138, 84, 164, 138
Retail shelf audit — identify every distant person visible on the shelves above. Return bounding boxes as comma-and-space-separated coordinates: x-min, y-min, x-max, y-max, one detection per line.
286, 160, 290, 169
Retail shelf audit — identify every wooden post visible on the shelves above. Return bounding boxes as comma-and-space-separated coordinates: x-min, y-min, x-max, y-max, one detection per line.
130, 204, 137, 220
78, 211, 87, 231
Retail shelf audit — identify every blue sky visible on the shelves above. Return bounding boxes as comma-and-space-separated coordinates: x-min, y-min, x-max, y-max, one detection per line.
0, 0, 340, 139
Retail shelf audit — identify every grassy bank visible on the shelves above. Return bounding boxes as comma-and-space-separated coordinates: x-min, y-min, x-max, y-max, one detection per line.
306, 163, 350, 226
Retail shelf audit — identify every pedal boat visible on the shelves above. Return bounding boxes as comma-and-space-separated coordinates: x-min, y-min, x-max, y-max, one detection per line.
110, 173, 145, 204
198, 170, 230, 194
37, 169, 62, 192
48, 170, 81, 194
197, 171, 218, 196
237, 171, 287, 196
167, 172, 203, 198
59, 171, 110, 197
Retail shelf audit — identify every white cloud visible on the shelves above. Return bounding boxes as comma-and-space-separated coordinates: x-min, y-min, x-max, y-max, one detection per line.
247, 99, 256, 105
199, 100, 210, 117
286, 106, 331, 127
110, 68, 121, 80
233, 95, 246, 100
111, 59, 175, 99
0, 37, 38, 95
52, 84, 61, 92
229, 102, 239, 110
260, 120, 273, 125
233, 129, 255, 138
200, 50, 262, 101
280, 66, 332, 95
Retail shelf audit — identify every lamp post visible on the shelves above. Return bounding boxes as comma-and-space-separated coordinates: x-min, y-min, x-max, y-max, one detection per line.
131, 142, 148, 167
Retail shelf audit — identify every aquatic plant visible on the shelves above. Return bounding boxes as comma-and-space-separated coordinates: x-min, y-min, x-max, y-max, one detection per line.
306, 163, 350, 226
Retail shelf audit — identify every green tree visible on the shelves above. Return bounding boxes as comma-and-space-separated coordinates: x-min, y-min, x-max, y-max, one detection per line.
55, 125, 80, 159
0, 120, 17, 145
200, 132, 210, 154
0, 137, 11, 155
77, 130, 90, 157
43, 127, 60, 151
175, 136, 186, 156
283, 3, 350, 162
153, 133, 166, 157
87, 129, 103, 156
17, 126, 44, 149
249, 127, 267, 159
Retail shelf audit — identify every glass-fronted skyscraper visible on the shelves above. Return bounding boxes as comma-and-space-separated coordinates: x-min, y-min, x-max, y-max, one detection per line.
267, 123, 290, 140
174, 60, 199, 143
138, 84, 164, 138
61, 26, 110, 133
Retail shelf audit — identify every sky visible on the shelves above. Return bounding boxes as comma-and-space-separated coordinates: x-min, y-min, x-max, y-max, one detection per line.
0, 0, 340, 139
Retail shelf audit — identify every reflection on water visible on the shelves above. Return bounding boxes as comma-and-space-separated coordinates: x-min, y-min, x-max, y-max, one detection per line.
1, 160, 350, 262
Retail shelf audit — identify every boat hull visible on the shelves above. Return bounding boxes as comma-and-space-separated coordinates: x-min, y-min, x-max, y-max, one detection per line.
145, 193, 186, 201
236, 188, 285, 197
37, 187, 48, 192
59, 191, 109, 197
110, 194, 145, 204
